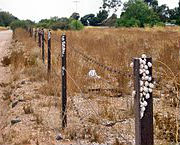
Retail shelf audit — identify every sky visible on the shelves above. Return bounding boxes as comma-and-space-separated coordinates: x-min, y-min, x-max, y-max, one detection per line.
0, 0, 179, 22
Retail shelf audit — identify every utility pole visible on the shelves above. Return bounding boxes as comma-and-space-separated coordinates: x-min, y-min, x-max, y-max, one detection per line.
73, 0, 79, 13
73, 0, 80, 30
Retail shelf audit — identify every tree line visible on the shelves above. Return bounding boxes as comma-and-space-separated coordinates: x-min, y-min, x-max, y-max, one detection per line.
0, 0, 179, 30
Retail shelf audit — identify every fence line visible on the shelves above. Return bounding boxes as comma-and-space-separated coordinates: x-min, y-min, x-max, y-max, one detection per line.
28, 28, 155, 145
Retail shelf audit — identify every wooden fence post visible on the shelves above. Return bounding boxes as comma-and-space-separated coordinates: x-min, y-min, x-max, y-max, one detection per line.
29, 27, 33, 37
38, 29, 41, 47
61, 34, 67, 129
133, 56, 154, 145
34, 28, 37, 42
41, 29, 45, 63
48, 30, 51, 73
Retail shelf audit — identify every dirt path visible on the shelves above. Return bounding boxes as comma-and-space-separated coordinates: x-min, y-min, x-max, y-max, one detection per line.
0, 30, 12, 96
0, 30, 12, 83
0, 30, 12, 144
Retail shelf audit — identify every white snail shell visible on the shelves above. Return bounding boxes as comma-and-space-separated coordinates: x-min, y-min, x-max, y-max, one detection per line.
145, 70, 150, 75
132, 91, 136, 97
139, 58, 143, 64
140, 93, 143, 97
148, 76, 152, 82
145, 93, 150, 99
139, 69, 143, 74
143, 101, 148, 107
149, 88, 153, 93
145, 81, 149, 87
140, 81, 144, 86
141, 106, 146, 112
130, 62, 134, 68
142, 76, 145, 80
144, 87, 149, 93
149, 83, 154, 89
140, 111, 144, 118
144, 65, 148, 70
142, 54, 147, 59
140, 87, 143, 92
147, 62, 152, 67
140, 64, 144, 69
142, 60, 146, 65
145, 76, 149, 80
143, 92, 146, 96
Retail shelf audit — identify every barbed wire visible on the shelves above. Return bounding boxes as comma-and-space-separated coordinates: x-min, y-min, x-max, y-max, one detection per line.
70, 47, 132, 77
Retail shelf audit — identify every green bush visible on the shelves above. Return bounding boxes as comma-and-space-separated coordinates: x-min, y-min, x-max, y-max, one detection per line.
155, 22, 165, 27
50, 21, 70, 30
10, 20, 29, 31
69, 20, 84, 30
36, 22, 50, 28
116, 17, 140, 27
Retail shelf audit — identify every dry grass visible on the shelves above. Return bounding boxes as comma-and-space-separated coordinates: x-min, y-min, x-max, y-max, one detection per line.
0, 26, 8, 31
11, 27, 180, 144
52, 26, 180, 144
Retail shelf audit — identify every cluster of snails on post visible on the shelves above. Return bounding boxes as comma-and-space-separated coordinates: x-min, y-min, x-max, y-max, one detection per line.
139, 54, 154, 119
131, 54, 155, 119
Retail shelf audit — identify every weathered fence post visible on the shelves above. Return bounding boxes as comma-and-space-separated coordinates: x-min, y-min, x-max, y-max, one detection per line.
48, 30, 51, 73
41, 29, 45, 63
29, 27, 33, 37
133, 56, 154, 145
28, 27, 31, 36
38, 29, 41, 47
34, 28, 37, 42
61, 34, 67, 129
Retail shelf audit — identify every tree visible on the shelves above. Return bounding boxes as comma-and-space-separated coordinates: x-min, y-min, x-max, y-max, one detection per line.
0, 11, 18, 26
10, 20, 29, 31
169, 4, 180, 25
70, 12, 80, 20
117, 0, 160, 27
116, 17, 140, 27
50, 18, 70, 30
101, 0, 121, 12
155, 4, 169, 23
144, 0, 153, 5
37, 19, 54, 28
80, 14, 95, 26
97, 10, 108, 23
80, 10, 108, 26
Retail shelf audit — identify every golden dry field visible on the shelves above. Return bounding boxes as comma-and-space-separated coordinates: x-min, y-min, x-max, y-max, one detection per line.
0, 26, 8, 31
0, 27, 179, 145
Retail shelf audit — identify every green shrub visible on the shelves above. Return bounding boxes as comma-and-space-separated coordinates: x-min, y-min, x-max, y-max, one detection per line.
116, 18, 140, 27
155, 22, 165, 27
36, 22, 50, 28
50, 21, 70, 30
10, 20, 29, 31
69, 20, 84, 30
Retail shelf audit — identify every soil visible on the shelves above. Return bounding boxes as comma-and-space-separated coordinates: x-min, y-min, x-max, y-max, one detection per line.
0, 30, 13, 144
